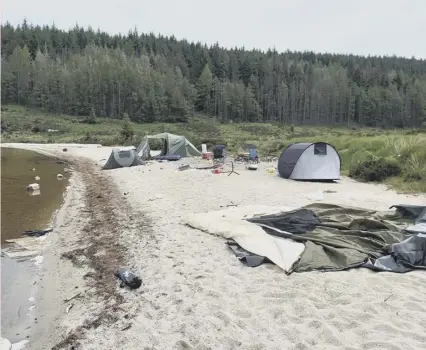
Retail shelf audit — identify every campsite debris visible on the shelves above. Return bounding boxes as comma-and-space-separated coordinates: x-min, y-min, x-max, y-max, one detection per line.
63, 292, 81, 302
63, 148, 68, 152
27, 183, 40, 191
324, 190, 337, 193
114, 268, 142, 289
28, 189, 41, 196
24, 229, 53, 237
65, 303, 74, 314
34, 176, 40, 181
178, 164, 191, 171
121, 324, 132, 331
384, 294, 394, 302
57, 174, 64, 180
148, 194, 164, 201
31, 168, 35, 171
221, 202, 239, 208
266, 167, 275, 174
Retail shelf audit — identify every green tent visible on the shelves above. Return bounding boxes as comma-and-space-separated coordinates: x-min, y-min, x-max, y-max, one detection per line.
136, 133, 201, 160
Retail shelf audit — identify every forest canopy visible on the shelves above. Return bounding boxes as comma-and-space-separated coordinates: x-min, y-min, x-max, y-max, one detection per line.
2, 20, 426, 127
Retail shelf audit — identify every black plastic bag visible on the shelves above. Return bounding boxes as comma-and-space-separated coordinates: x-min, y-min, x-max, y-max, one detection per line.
115, 268, 142, 289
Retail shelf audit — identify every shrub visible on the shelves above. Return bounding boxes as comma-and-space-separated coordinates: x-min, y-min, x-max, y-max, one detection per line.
404, 169, 423, 182
349, 157, 402, 182
120, 113, 134, 140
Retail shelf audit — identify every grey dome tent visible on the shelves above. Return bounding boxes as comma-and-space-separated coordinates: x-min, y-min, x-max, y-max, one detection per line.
278, 142, 341, 181
102, 146, 144, 170
136, 132, 201, 160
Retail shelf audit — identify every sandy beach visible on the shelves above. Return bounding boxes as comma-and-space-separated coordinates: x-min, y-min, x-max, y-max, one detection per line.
2, 143, 426, 350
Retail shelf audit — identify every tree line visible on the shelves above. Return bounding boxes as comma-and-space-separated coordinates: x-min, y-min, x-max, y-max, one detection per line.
2, 20, 426, 127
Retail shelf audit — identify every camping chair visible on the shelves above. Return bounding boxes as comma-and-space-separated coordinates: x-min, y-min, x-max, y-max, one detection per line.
248, 148, 259, 163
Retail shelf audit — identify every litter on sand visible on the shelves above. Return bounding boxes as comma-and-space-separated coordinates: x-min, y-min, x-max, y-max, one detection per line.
115, 268, 142, 289
24, 229, 53, 237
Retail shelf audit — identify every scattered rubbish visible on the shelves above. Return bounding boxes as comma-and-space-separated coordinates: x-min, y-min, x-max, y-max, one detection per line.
56, 160, 65, 164
27, 183, 40, 191
48, 129, 59, 133
65, 303, 74, 314
115, 268, 142, 289
324, 190, 337, 193
148, 194, 164, 201
28, 189, 40, 196
63, 148, 68, 152
64, 168, 70, 173
266, 167, 275, 174
57, 174, 64, 180
384, 294, 393, 302
178, 164, 191, 171
24, 229, 53, 237
121, 324, 132, 331
64, 292, 81, 303
246, 164, 258, 171
220, 202, 239, 208
31, 168, 35, 171
34, 176, 40, 181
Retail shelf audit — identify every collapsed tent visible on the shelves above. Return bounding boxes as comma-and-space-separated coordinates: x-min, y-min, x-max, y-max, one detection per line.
278, 142, 341, 181
102, 146, 144, 170
185, 203, 426, 274
136, 133, 201, 160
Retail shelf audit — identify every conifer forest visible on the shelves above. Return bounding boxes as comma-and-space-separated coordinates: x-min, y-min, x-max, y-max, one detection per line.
2, 21, 426, 127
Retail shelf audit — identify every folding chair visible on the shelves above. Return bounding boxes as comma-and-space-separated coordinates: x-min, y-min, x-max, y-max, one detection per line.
248, 148, 259, 163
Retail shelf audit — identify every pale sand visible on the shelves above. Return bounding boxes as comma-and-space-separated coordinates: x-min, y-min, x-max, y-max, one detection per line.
3, 143, 426, 350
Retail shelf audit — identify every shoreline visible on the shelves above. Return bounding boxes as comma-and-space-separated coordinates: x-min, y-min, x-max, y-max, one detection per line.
1, 147, 74, 348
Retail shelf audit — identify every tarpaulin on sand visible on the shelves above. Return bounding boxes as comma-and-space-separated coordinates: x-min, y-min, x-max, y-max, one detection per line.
185, 203, 426, 274
184, 205, 305, 272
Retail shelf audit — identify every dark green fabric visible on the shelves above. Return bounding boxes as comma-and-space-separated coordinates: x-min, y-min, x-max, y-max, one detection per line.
249, 203, 406, 272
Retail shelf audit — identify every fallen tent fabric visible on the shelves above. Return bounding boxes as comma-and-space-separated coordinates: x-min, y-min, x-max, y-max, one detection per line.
184, 205, 305, 272
184, 203, 426, 274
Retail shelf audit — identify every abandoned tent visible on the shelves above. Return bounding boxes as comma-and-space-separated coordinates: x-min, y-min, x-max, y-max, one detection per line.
278, 142, 341, 181
136, 133, 201, 160
185, 203, 426, 274
102, 146, 144, 170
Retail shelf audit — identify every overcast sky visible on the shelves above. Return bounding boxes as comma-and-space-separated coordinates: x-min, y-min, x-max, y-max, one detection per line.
2, 0, 426, 58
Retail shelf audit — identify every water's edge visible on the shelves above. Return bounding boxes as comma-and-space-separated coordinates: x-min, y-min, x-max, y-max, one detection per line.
1, 147, 73, 347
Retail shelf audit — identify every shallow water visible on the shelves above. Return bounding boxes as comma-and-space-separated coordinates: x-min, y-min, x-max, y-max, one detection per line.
1, 148, 70, 344
1, 147, 69, 244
